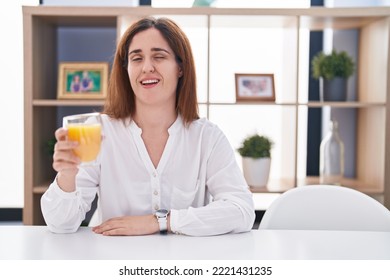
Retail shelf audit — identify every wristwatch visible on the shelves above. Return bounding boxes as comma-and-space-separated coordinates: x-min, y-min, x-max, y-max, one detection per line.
155, 209, 169, 234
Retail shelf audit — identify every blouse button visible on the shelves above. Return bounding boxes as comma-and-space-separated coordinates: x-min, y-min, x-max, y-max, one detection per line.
153, 190, 158, 196
154, 204, 159, 210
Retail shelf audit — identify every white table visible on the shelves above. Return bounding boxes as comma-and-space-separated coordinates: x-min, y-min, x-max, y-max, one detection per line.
1, 226, 389, 260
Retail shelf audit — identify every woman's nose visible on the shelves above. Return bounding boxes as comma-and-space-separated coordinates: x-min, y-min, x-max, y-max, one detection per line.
142, 59, 155, 73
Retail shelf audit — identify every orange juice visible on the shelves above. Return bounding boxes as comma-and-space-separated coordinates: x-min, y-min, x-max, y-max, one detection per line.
67, 123, 102, 162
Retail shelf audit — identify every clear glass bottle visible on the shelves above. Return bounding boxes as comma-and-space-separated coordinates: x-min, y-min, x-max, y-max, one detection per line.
319, 120, 344, 185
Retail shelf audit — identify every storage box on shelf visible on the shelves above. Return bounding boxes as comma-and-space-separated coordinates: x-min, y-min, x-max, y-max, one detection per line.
23, 6, 390, 225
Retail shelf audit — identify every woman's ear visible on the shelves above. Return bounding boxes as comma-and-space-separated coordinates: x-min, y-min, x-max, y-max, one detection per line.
178, 68, 183, 77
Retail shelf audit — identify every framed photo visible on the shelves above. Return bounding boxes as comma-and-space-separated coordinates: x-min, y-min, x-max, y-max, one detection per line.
235, 73, 275, 102
57, 62, 109, 99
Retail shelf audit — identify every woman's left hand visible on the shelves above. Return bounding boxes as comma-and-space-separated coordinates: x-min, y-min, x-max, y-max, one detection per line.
92, 215, 159, 236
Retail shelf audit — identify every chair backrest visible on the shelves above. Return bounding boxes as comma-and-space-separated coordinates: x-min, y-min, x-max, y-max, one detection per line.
258, 185, 390, 231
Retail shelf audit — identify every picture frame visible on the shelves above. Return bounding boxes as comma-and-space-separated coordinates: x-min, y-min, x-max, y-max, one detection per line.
235, 73, 275, 102
57, 62, 109, 100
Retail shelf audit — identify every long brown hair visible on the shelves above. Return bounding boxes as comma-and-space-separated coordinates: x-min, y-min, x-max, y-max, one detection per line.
103, 17, 199, 126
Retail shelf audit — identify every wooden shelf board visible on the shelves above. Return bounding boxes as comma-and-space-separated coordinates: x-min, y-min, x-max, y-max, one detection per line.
33, 99, 105, 107
298, 176, 383, 194
33, 185, 49, 194
249, 176, 383, 195
24, 6, 390, 30
200, 101, 386, 107
300, 15, 383, 30
250, 178, 295, 193
304, 101, 386, 108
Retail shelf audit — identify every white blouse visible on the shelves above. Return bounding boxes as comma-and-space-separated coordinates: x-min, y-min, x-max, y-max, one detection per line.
41, 115, 255, 236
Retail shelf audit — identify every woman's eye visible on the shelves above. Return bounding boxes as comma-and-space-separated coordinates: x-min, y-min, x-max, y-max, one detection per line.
154, 56, 165, 60
130, 57, 142, 62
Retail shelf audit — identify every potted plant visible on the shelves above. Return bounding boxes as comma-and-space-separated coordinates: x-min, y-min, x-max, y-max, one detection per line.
237, 134, 273, 188
311, 49, 355, 101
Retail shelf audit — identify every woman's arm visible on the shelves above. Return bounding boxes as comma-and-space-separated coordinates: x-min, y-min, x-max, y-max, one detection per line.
41, 127, 99, 233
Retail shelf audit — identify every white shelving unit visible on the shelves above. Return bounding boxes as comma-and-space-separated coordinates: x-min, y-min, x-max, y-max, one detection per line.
23, 6, 390, 224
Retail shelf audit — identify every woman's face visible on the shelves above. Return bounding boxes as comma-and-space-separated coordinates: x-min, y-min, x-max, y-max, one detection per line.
127, 28, 182, 109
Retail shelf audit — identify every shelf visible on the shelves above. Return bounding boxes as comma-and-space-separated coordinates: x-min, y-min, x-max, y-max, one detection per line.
249, 178, 295, 193
203, 102, 297, 106
203, 101, 386, 107
33, 100, 385, 108
298, 176, 384, 194
249, 176, 383, 195
33, 184, 50, 194
33, 99, 105, 107
23, 6, 390, 225
300, 15, 384, 30
304, 101, 386, 108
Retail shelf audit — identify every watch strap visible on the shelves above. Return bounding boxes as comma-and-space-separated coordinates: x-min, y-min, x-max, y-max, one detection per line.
155, 209, 169, 234
157, 217, 168, 234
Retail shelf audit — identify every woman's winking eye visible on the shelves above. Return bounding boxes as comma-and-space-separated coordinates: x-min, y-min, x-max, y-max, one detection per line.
130, 55, 142, 62
154, 53, 166, 60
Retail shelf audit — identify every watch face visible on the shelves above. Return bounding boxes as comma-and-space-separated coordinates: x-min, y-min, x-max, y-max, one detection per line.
156, 209, 169, 218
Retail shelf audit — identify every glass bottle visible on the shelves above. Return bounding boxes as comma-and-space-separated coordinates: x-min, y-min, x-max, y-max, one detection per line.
319, 120, 344, 185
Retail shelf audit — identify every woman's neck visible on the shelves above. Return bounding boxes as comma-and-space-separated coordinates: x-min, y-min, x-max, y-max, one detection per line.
133, 107, 177, 134
133, 106, 177, 168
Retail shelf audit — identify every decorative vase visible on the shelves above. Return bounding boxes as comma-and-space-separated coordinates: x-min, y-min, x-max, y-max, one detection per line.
242, 157, 271, 188
319, 120, 345, 185
320, 77, 347, 101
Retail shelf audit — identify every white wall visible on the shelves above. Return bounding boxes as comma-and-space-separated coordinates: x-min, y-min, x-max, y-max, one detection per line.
1, 0, 388, 209
0, 1, 139, 209
0, 1, 38, 208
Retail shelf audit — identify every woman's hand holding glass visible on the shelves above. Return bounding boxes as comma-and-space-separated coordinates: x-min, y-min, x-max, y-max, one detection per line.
53, 112, 102, 192
62, 112, 102, 165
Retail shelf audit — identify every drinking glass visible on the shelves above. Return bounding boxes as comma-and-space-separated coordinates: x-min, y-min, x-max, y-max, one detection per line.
63, 112, 102, 165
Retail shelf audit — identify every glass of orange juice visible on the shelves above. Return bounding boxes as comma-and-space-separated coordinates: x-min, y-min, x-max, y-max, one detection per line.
63, 112, 102, 165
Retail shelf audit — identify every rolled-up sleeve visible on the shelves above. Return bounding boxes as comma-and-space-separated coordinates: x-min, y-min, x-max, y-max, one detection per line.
41, 168, 99, 233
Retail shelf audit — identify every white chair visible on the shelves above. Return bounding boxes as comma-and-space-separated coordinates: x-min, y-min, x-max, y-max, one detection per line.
258, 185, 390, 231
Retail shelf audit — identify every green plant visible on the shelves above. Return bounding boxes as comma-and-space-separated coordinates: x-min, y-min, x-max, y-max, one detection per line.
46, 137, 57, 155
237, 134, 273, 159
311, 50, 355, 80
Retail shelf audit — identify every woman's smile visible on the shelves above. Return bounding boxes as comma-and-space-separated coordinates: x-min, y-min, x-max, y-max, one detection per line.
140, 78, 160, 88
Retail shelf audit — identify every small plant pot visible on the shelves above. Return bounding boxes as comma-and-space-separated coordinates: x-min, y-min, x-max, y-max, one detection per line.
320, 77, 347, 101
242, 157, 271, 188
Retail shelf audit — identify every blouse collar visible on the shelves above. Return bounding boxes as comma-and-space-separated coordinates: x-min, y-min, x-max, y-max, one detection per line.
129, 114, 183, 135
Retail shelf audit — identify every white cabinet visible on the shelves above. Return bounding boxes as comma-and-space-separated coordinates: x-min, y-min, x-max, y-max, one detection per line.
23, 6, 390, 224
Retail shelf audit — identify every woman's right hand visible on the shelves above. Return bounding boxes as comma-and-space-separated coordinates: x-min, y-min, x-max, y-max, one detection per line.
52, 127, 80, 192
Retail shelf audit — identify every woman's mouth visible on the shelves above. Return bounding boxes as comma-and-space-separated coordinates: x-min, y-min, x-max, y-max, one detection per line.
141, 79, 159, 86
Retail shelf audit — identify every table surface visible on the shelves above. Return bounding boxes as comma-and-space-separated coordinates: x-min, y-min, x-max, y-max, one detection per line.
1, 226, 390, 260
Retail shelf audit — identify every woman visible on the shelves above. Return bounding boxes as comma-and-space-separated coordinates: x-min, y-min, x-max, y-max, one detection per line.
41, 17, 255, 236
